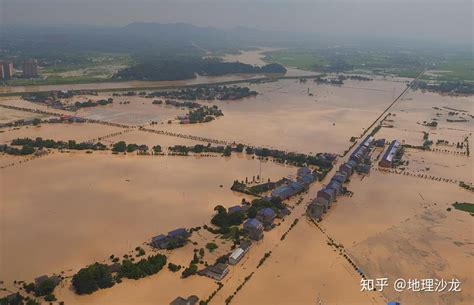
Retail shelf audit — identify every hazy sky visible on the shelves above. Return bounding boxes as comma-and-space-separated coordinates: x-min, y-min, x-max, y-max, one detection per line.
1, 0, 472, 44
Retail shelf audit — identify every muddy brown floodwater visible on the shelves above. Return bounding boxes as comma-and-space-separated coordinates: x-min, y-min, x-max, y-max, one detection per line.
0, 66, 472, 305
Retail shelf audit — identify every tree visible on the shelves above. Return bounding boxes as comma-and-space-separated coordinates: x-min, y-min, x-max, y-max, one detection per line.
223, 145, 232, 156
236, 143, 244, 152
167, 263, 181, 272
206, 243, 218, 252
112, 141, 127, 153
72, 263, 114, 295
214, 205, 226, 214
192, 252, 199, 264
35, 279, 57, 297
181, 264, 198, 278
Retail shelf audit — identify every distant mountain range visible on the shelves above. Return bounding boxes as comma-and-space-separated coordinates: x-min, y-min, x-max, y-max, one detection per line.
0, 22, 316, 54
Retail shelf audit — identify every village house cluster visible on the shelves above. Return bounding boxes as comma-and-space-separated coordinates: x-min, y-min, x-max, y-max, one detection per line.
307, 135, 376, 220
307, 135, 403, 220
150, 228, 191, 250
149, 85, 258, 101
0, 114, 86, 129
197, 167, 320, 282
271, 167, 317, 200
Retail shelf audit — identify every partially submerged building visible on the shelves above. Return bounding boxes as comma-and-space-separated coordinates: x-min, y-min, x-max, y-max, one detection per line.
339, 160, 357, 176
327, 180, 343, 196
244, 218, 264, 241
34, 275, 60, 286
317, 187, 335, 203
151, 234, 169, 249
350, 135, 373, 163
374, 138, 386, 147
227, 205, 243, 214
297, 166, 312, 177
271, 186, 294, 200
170, 295, 199, 305
356, 163, 371, 174
199, 263, 229, 281
151, 228, 191, 249
289, 180, 305, 194
257, 207, 276, 227
379, 140, 401, 167
307, 201, 326, 220
228, 241, 251, 265
314, 197, 329, 211
298, 173, 316, 186
331, 172, 347, 184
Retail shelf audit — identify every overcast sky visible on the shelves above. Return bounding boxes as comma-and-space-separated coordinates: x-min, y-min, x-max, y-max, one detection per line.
1, 0, 472, 44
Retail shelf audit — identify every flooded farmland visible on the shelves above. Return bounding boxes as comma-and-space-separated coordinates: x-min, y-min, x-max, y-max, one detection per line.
0, 50, 473, 305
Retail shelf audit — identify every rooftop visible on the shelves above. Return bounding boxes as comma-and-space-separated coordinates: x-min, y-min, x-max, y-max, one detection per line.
244, 218, 263, 229
258, 207, 276, 218
168, 228, 188, 237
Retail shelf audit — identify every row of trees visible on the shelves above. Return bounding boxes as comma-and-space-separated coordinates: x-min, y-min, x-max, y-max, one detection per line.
11, 137, 107, 151
115, 56, 286, 81
151, 85, 257, 101
72, 254, 167, 295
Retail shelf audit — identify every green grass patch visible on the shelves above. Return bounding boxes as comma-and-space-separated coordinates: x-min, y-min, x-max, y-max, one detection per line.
262, 49, 327, 70
452, 202, 474, 213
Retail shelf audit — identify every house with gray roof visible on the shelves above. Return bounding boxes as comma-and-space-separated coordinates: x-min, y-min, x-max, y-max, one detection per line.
307, 202, 325, 220
289, 180, 305, 193
317, 187, 335, 203
228, 205, 243, 214
168, 228, 190, 238
271, 186, 294, 200
327, 180, 343, 196
170, 295, 199, 305
199, 263, 229, 281
297, 167, 312, 177
332, 172, 347, 184
379, 140, 400, 167
244, 218, 264, 240
314, 197, 329, 211
257, 207, 276, 226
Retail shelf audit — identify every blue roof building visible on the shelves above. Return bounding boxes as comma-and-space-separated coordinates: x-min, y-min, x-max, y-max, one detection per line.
317, 187, 335, 203
244, 218, 264, 240
151, 234, 168, 249
299, 174, 316, 185
258, 207, 276, 218
297, 167, 312, 177
332, 172, 346, 184
327, 180, 342, 195
289, 181, 305, 193
168, 228, 189, 238
257, 208, 276, 226
272, 186, 294, 200
228, 205, 243, 214
374, 138, 386, 147
244, 218, 263, 230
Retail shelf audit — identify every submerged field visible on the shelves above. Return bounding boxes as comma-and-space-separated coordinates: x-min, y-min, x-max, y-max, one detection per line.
153, 78, 407, 154
263, 48, 474, 81
0, 153, 295, 292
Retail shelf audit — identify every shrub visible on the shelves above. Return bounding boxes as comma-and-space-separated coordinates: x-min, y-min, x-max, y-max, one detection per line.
181, 264, 198, 278
72, 263, 114, 295
206, 243, 218, 253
